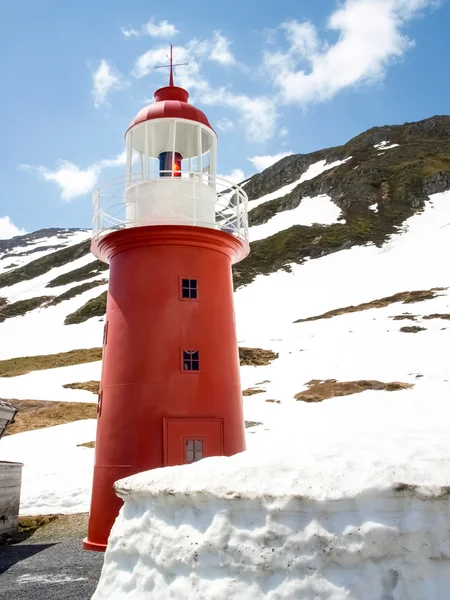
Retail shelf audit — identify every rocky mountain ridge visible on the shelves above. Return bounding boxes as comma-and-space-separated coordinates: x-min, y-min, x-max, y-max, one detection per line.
1, 114, 450, 322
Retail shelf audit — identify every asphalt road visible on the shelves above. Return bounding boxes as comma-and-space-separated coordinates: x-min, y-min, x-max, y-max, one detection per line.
0, 539, 104, 599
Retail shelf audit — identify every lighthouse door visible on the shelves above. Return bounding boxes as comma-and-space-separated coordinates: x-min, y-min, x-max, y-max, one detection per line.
163, 418, 223, 467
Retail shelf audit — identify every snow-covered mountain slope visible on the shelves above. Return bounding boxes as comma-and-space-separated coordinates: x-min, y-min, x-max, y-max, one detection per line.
0, 116, 449, 521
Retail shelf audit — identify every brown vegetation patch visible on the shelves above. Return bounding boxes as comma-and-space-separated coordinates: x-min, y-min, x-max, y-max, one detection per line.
399, 326, 426, 333
242, 388, 266, 396
63, 380, 100, 394
0, 347, 102, 378
0, 296, 53, 322
64, 291, 107, 325
0, 239, 90, 288
294, 288, 445, 323
46, 259, 108, 288
1, 513, 89, 545
265, 399, 281, 403
295, 379, 413, 403
0, 346, 272, 379
423, 313, 450, 320
49, 279, 107, 306
77, 441, 95, 448
4, 400, 97, 435
391, 314, 417, 321
245, 421, 263, 428
239, 347, 279, 366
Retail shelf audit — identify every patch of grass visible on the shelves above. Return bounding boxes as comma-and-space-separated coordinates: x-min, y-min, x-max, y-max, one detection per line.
77, 441, 95, 448
0, 346, 272, 379
294, 288, 445, 323
391, 314, 417, 321
0, 296, 53, 322
399, 326, 427, 333
295, 379, 413, 402
49, 279, 107, 306
242, 388, 266, 396
1, 513, 89, 545
245, 421, 263, 428
239, 347, 279, 366
63, 380, 99, 394
0, 347, 102, 378
4, 399, 97, 435
64, 291, 107, 325
0, 239, 90, 288
46, 259, 108, 288
423, 313, 450, 320
18, 515, 59, 534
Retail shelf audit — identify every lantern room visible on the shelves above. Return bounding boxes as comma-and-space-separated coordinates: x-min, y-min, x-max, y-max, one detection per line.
125, 86, 217, 180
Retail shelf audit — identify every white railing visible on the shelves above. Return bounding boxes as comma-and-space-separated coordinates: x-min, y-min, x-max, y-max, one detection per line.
92, 171, 249, 243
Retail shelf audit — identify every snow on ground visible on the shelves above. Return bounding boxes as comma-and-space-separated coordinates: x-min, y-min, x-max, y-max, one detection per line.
237, 191, 450, 340
247, 157, 351, 211
0, 361, 101, 402
1, 252, 102, 304
374, 141, 400, 150
249, 194, 343, 242
369, 202, 378, 212
0, 420, 96, 515
0, 282, 107, 360
0, 230, 90, 275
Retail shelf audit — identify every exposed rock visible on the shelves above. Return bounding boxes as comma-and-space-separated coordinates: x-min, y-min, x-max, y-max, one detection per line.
234, 115, 450, 288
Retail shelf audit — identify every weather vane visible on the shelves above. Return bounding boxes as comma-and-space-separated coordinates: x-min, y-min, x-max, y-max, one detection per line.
154, 45, 189, 87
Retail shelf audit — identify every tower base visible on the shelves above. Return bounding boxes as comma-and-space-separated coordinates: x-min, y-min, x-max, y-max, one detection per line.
83, 537, 107, 552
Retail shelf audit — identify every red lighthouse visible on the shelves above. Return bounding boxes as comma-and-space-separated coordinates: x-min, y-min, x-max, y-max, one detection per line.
83, 51, 249, 551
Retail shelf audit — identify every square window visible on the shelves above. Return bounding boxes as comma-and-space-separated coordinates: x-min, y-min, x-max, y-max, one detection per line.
185, 439, 204, 463
181, 279, 198, 300
183, 350, 200, 371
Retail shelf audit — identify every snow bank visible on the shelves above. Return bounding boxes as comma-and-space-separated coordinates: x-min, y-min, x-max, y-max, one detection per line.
0, 419, 96, 514
93, 430, 450, 600
249, 194, 343, 242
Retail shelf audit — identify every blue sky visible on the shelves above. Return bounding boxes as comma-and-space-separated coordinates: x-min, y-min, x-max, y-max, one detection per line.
0, 0, 448, 238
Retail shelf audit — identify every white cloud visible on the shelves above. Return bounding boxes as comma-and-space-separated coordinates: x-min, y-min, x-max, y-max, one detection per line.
248, 152, 294, 172
122, 19, 179, 39
21, 151, 126, 202
210, 32, 235, 65
217, 117, 235, 132
121, 28, 139, 38
92, 60, 124, 107
279, 127, 288, 137
218, 168, 245, 183
203, 89, 279, 143
0, 216, 26, 240
263, 0, 436, 106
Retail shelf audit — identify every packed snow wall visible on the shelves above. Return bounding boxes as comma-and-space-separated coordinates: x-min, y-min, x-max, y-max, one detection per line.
92, 444, 450, 600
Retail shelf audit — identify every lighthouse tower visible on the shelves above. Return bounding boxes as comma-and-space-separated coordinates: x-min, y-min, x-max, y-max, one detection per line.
83, 50, 249, 551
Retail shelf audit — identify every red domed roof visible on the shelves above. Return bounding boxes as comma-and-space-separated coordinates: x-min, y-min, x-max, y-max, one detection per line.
127, 85, 214, 134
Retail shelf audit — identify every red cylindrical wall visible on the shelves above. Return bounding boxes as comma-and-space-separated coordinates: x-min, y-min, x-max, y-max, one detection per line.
83, 226, 248, 551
